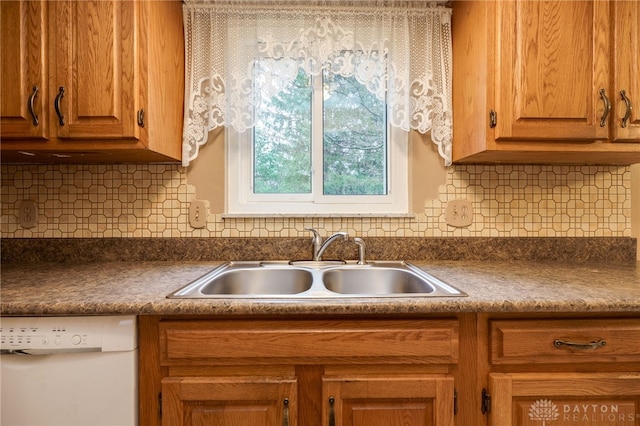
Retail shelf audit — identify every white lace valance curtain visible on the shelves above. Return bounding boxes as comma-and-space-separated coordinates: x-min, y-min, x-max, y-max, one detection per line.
182, 0, 453, 166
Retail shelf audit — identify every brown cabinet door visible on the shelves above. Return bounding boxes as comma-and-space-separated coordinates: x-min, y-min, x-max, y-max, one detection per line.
52, 0, 139, 141
0, 0, 48, 140
162, 376, 297, 426
494, 0, 610, 142
612, 0, 640, 143
489, 372, 640, 426
322, 375, 454, 426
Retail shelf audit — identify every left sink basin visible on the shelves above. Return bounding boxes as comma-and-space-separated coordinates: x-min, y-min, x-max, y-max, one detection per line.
169, 262, 314, 297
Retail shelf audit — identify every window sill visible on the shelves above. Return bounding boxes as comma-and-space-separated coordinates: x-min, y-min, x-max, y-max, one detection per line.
222, 213, 416, 219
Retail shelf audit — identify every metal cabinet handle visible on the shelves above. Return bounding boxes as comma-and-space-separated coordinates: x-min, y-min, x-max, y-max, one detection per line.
554, 339, 606, 350
621, 90, 632, 128
599, 89, 611, 127
328, 396, 335, 426
28, 86, 39, 126
137, 109, 145, 128
283, 398, 289, 426
54, 86, 65, 126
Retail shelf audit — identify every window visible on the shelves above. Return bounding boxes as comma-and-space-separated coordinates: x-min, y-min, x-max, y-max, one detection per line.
227, 56, 408, 215
182, 1, 452, 215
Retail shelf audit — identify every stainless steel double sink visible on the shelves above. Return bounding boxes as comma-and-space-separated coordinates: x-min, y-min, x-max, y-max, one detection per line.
168, 261, 466, 299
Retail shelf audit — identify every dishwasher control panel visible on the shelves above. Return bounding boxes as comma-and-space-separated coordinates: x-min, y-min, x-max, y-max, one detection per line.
0, 316, 137, 353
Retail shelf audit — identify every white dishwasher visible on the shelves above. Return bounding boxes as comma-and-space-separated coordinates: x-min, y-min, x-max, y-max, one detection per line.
0, 315, 138, 426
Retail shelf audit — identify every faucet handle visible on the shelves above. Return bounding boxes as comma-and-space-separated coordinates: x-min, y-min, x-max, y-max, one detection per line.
305, 228, 322, 245
305, 228, 322, 259
305, 227, 320, 238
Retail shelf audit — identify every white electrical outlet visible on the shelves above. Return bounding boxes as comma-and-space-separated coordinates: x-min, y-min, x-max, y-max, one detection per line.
18, 200, 38, 228
188, 200, 208, 229
445, 199, 473, 227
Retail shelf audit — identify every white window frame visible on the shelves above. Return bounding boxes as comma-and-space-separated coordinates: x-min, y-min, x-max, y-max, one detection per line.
225, 43, 409, 217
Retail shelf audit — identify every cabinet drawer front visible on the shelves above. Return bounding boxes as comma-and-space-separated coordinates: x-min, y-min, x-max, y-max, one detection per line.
160, 319, 458, 365
490, 319, 640, 365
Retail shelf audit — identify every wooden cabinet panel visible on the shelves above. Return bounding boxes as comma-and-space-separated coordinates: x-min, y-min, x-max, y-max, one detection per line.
495, 1, 609, 141
612, 0, 640, 142
322, 375, 454, 426
0, 0, 48, 140
490, 319, 640, 365
159, 319, 459, 365
489, 372, 640, 426
162, 376, 297, 426
53, 0, 139, 140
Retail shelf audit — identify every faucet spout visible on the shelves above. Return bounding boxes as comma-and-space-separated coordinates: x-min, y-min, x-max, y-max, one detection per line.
306, 229, 349, 261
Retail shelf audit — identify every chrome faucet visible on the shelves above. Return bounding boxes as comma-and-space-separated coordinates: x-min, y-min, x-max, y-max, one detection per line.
305, 228, 349, 261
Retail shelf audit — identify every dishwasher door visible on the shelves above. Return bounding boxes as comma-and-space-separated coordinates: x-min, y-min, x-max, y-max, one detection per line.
0, 316, 138, 426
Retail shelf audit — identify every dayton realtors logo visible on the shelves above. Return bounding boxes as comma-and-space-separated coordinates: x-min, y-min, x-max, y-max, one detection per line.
529, 399, 638, 425
529, 399, 560, 425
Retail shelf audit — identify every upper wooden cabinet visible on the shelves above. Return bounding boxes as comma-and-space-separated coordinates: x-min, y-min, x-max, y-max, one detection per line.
452, 0, 640, 164
0, 1, 48, 141
612, 0, 640, 142
0, 0, 184, 163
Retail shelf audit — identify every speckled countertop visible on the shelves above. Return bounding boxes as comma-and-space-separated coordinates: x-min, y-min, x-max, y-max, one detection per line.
2, 260, 639, 316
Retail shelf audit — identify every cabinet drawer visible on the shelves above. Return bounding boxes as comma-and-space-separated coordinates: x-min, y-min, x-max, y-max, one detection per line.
160, 319, 459, 366
490, 319, 640, 365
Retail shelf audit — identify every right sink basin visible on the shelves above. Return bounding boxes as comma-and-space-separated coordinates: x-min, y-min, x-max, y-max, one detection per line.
322, 263, 466, 297
324, 267, 438, 295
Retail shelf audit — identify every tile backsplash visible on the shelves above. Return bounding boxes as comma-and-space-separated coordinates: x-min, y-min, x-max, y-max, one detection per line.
1, 164, 631, 238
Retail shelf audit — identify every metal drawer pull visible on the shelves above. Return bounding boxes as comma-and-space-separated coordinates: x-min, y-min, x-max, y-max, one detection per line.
283, 398, 289, 426
28, 86, 39, 126
328, 396, 335, 426
621, 90, 632, 128
599, 89, 611, 127
554, 339, 606, 350
54, 86, 65, 126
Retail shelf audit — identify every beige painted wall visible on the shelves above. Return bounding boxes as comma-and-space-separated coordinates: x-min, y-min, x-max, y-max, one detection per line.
186, 130, 448, 214
187, 129, 226, 213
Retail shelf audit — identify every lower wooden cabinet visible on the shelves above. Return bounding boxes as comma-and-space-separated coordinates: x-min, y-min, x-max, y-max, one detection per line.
486, 317, 640, 426
162, 376, 297, 426
323, 375, 454, 426
488, 372, 640, 426
139, 314, 640, 426
162, 373, 455, 426
142, 317, 460, 426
